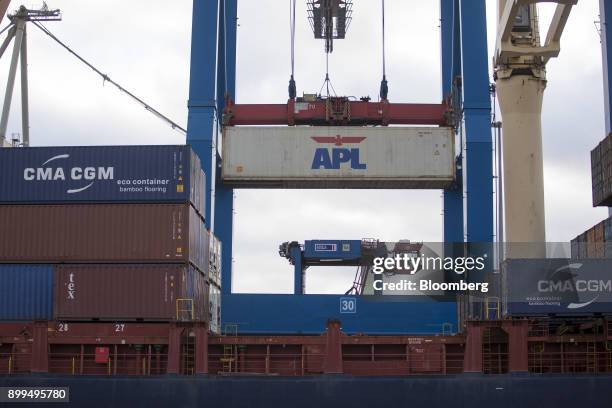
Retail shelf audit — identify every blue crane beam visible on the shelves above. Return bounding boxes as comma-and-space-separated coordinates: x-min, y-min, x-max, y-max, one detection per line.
187, 0, 219, 229
215, 0, 238, 296
459, 0, 493, 243
441, 0, 464, 245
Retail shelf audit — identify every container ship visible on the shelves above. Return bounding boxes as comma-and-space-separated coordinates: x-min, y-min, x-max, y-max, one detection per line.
2, 1, 612, 407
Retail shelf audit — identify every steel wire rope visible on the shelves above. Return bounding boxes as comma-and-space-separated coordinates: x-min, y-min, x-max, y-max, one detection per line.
31, 20, 186, 134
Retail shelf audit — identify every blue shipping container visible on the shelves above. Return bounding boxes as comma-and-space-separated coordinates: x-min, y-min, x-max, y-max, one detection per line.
0, 145, 205, 216
0, 265, 53, 320
503, 258, 612, 316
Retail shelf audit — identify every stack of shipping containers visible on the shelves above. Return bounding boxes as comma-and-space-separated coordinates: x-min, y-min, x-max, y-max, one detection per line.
571, 133, 612, 259
0, 145, 220, 331
570, 218, 612, 259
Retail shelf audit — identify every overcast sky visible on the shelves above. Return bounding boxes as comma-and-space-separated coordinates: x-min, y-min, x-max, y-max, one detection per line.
1, 1, 607, 294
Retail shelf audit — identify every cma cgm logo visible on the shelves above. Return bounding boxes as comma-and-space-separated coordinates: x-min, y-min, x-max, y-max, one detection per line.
537, 263, 612, 309
23, 154, 114, 194
311, 135, 367, 170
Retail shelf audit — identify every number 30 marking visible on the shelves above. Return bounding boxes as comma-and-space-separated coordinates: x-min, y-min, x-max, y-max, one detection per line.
340, 297, 356, 314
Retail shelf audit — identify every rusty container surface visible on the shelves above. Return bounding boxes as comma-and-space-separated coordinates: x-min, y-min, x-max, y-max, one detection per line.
54, 264, 209, 321
570, 238, 579, 259
593, 220, 606, 258
579, 232, 588, 259
0, 204, 207, 273
586, 227, 597, 258
593, 134, 612, 206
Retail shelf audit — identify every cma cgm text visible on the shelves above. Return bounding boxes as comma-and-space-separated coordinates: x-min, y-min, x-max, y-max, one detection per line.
23, 167, 114, 181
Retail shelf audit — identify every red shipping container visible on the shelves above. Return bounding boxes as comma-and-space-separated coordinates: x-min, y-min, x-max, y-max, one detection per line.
54, 264, 209, 322
0, 204, 208, 274
95, 347, 110, 363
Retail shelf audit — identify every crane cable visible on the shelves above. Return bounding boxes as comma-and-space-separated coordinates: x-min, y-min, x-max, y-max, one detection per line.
288, 0, 297, 99
379, 0, 388, 100
30, 21, 187, 134
318, 53, 336, 98
0, 22, 13, 38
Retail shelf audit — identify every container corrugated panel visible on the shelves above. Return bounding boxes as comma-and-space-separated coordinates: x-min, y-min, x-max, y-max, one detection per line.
570, 238, 579, 259
0, 145, 205, 217
503, 258, 612, 315
188, 206, 209, 278
604, 218, 612, 259
200, 229, 211, 283
594, 221, 605, 258
591, 144, 601, 169
579, 232, 588, 259
189, 149, 206, 218
186, 267, 209, 322
0, 265, 53, 320
0, 204, 207, 272
593, 135, 612, 206
54, 264, 208, 321
208, 234, 222, 286
222, 126, 455, 188
605, 218, 612, 240
209, 283, 221, 334
586, 227, 597, 258
593, 187, 601, 208
603, 134, 612, 155
603, 178, 612, 204
605, 241, 612, 259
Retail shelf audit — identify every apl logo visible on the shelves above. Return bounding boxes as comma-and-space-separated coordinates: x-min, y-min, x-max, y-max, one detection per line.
23, 154, 114, 194
311, 135, 367, 170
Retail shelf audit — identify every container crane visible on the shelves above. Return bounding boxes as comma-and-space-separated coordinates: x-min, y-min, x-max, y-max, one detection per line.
188, 0, 495, 334
494, 0, 577, 258
279, 239, 387, 295
223, 0, 456, 128
0, 3, 61, 146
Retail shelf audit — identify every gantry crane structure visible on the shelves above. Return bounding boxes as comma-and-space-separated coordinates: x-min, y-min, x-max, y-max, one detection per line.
0, 0, 586, 334
188, 0, 494, 334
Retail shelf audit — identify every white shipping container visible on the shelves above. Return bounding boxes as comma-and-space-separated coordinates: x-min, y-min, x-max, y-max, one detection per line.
222, 126, 455, 188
